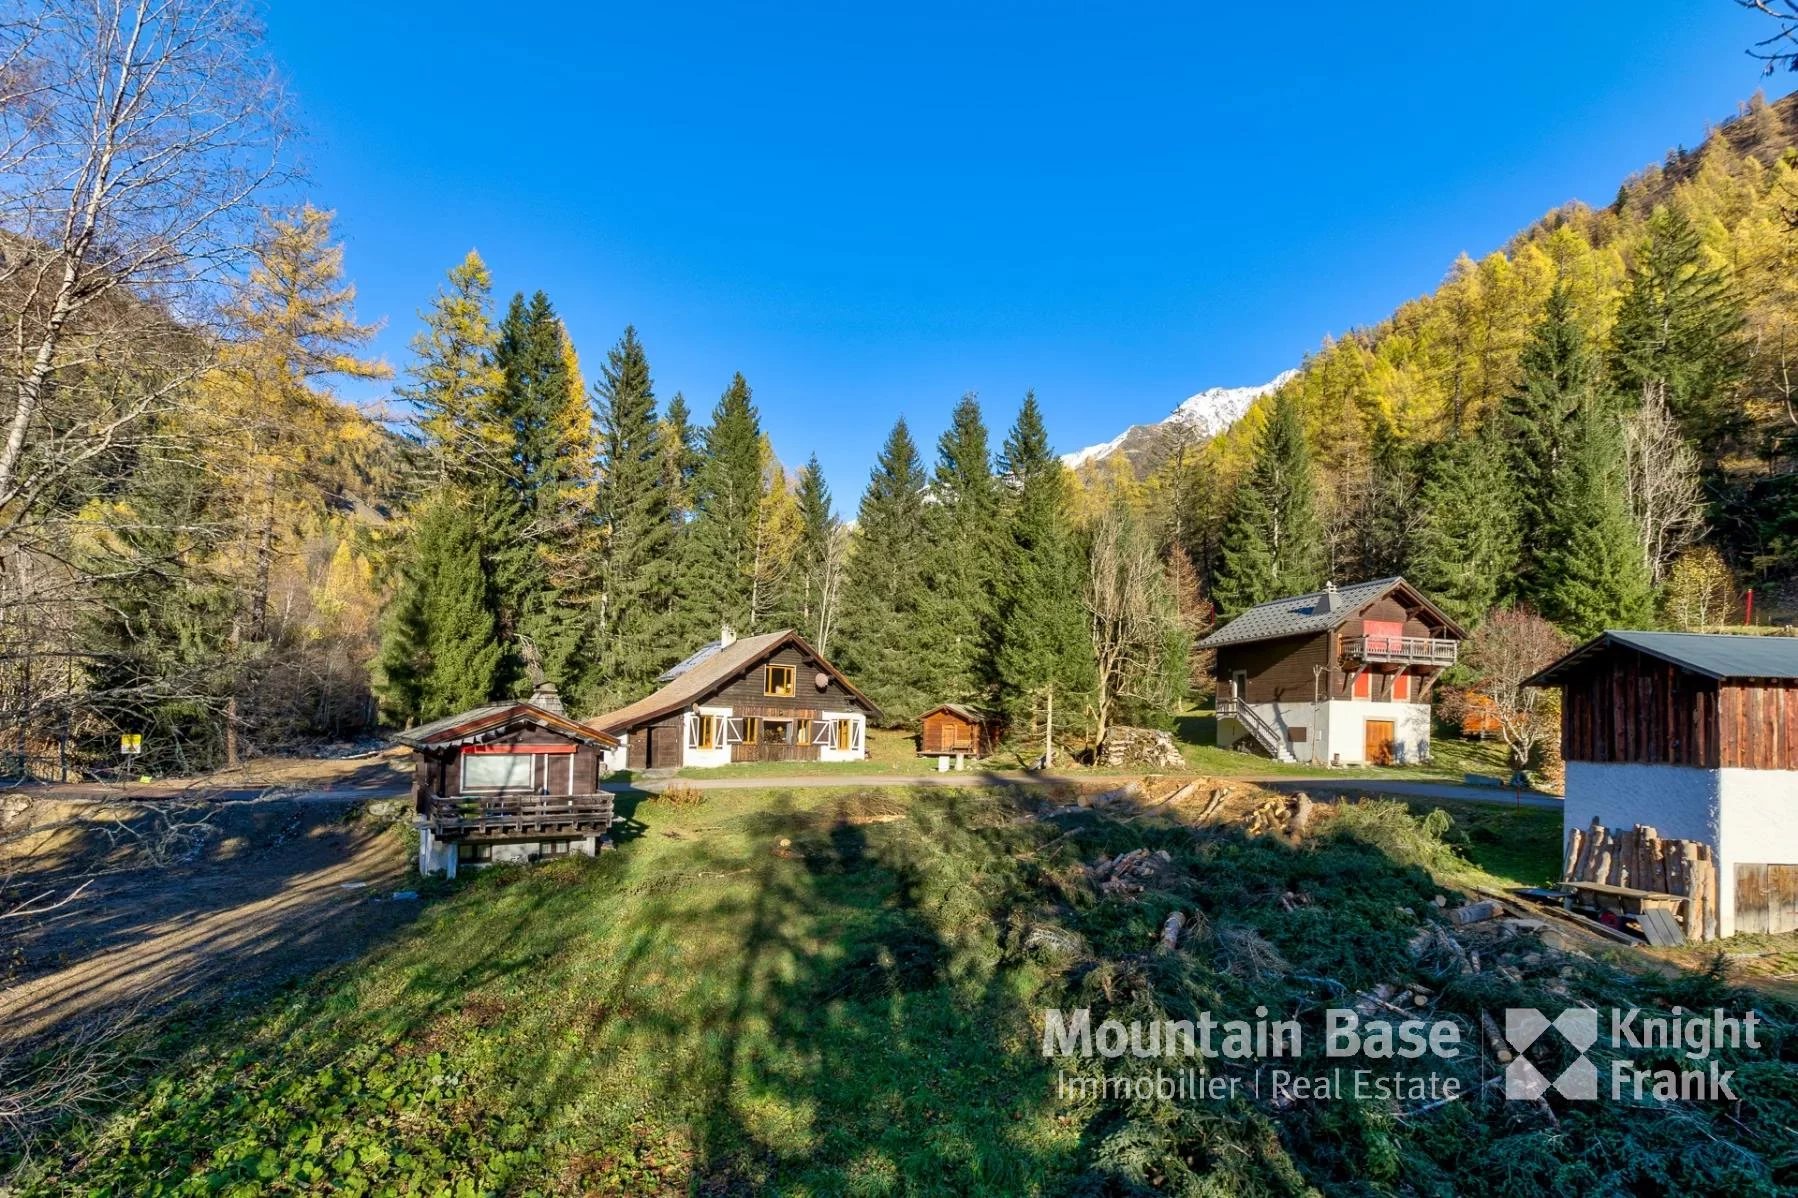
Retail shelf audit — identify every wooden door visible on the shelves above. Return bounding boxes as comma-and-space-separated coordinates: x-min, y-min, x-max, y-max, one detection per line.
1734, 864, 1798, 934
649, 723, 681, 768
1364, 719, 1395, 765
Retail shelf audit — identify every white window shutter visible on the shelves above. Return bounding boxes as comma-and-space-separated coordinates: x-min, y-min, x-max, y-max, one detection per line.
685, 714, 699, 749
725, 717, 746, 744
813, 718, 836, 746
851, 719, 864, 750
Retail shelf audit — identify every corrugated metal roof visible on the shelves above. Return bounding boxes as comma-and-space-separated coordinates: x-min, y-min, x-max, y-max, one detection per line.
1527, 630, 1798, 685
1198, 577, 1453, 649
588, 629, 882, 733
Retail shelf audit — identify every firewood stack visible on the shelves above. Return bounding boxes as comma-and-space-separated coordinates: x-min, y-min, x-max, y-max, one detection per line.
1098, 726, 1185, 769
1563, 818, 1720, 941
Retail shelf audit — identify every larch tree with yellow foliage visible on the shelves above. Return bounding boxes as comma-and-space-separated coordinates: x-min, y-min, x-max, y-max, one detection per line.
207, 205, 390, 763
398, 251, 507, 487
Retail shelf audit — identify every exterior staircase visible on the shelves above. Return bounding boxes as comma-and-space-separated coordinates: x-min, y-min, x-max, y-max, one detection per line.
1215, 697, 1299, 764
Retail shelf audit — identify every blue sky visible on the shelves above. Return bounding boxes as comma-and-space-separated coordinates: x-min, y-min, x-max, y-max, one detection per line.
268, 1, 1788, 508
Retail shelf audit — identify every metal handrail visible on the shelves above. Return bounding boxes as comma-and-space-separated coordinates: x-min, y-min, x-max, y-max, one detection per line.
1215, 697, 1296, 763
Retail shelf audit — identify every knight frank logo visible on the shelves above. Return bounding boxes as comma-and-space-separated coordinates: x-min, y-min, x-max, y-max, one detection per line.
1503, 1007, 1599, 1100
1502, 1006, 1762, 1102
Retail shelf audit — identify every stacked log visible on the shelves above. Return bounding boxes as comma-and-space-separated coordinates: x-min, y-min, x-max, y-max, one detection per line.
1562, 818, 1720, 942
1099, 726, 1185, 769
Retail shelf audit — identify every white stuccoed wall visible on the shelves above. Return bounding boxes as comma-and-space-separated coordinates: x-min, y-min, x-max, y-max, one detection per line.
1220, 700, 1432, 766
1315, 700, 1432, 766
1563, 762, 1798, 936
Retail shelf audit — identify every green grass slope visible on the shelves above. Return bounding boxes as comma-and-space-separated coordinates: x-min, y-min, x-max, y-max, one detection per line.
13, 786, 1795, 1196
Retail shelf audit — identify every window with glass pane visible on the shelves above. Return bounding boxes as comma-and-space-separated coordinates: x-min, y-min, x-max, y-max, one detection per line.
463, 753, 534, 790
764, 664, 796, 696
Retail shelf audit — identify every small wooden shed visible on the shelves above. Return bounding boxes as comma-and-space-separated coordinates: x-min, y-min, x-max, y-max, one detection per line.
918, 703, 999, 760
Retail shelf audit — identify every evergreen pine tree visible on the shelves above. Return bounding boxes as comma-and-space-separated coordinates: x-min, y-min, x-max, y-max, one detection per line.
1406, 425, 1521, 627
397, 251, 505, 487
1504, 282, 1597, 602
1538, 402, 1656, 638
836, 419, 932, 719
923, 393, 1002, 701
991, 393, 1095, 742
786, 455, 843, 651
488, 291, 598, 694
1211, 389, 1323, 618
377, 495, 504, 724
678, 374, 765, 642
586, 326, 675, 709
1611, 204, 1748, 444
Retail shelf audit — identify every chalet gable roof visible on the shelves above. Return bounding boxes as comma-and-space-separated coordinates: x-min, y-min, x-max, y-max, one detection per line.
587, 629, 881, 734
394, 701, 619, 750
1525, 630, 1798, 687
919, 702, 992, 723
1197, 577, 1465, 651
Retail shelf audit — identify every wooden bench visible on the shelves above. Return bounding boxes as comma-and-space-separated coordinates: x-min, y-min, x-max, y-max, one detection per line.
1562, 881, 1688, 946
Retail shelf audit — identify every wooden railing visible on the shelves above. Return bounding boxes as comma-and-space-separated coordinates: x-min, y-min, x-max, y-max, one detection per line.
423, 792, 615, 840
1345, 635, 1458, 667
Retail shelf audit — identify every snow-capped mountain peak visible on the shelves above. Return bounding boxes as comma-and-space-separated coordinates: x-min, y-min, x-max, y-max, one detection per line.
1061, 370, 1298, 472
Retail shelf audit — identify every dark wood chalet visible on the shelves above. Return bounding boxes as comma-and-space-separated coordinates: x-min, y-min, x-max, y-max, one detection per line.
1526, 631, 1798, 935
395, 684, 620, 876
1196, 577, 1465, 765
589, 629, 881, 770
918, 703, 1000, 763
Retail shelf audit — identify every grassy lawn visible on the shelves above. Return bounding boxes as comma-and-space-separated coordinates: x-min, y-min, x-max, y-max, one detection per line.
667, 714, 1523, 787
1173, 711, 1517, 783
15, 785, 1793, 1195
1395, 798, 1564, 890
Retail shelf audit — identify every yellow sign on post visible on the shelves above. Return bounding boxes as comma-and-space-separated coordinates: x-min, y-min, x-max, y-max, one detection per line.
120, 733, 143, 756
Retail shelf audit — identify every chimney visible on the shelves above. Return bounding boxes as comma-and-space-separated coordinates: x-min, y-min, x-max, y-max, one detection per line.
529, 680, 565, 716
1318, 580, 1340, 614
720, 624, 737, 648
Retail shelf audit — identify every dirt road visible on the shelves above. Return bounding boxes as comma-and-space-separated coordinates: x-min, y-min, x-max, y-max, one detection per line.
0, 797, 418, 1044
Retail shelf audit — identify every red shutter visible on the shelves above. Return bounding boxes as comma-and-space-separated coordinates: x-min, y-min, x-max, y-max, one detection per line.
1353, 672, 1371, 700
1393, 673, 1410, 701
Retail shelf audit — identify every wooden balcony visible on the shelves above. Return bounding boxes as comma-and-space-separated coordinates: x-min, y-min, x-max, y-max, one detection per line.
1345, 635, 1458, 668
422, 792, 615, 841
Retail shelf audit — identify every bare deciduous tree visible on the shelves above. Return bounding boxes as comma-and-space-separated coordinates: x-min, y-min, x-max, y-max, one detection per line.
1622, 381, 1706, 587
0, 0, 288, 522
1084, 502, 1185, 748
1441, 607, 1570, 771
1740, 1, 1798, 73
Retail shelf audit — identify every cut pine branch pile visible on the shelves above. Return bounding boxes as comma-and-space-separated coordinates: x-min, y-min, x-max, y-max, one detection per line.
1563, 818, 1720, 941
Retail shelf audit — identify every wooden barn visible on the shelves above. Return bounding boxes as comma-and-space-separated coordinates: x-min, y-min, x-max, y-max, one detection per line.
589, 628, 880, 770
1197, 577, 1465, 765
394, 684, 621, 876
1525, 631, 1798, 937
917, 703, 999, 767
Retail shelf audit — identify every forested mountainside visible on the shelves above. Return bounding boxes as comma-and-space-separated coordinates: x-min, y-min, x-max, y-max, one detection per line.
7, 0, 1794, 781
1129, 89, 1798, 628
